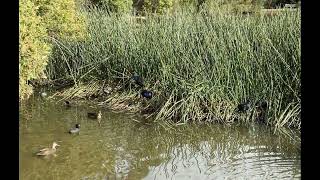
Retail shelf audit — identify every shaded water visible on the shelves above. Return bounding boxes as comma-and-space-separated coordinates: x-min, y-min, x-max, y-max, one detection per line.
20, 96, 301, 180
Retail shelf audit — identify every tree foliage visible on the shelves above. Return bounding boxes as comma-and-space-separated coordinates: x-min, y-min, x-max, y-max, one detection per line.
19, 0, 86, 101
34, 0, 87, 39
88, 0, 132, 13
19, 0, 51, 100
143, 0, 174, 14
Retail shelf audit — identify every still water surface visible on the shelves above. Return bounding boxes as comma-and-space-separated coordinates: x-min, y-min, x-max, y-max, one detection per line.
20, 96, 300, 180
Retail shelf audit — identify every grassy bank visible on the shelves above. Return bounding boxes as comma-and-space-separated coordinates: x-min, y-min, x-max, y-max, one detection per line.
45, 7, 301, 129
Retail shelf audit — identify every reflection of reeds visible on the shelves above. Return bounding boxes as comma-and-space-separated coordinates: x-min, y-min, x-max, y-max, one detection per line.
20, 100, 300, 179
46, 8, 300, 129
105, 121, 300, 178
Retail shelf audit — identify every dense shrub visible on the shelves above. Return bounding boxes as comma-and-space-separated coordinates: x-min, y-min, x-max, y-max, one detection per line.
35, 0, 87, 39
19, 0, 51, 100
19, 0, 86, 101
88, 0, 132, 13
143, 0, 174, 14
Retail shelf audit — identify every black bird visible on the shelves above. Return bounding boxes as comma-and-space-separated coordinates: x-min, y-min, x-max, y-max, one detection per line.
255, 100, 268, 123
65, 100, 71, 108
255, 100, 268, 110
237, 101, 251, 113
69, 124, 80, 134
141, 90, 152, 99
27, 80, 35, 86
132, 72, 144, 87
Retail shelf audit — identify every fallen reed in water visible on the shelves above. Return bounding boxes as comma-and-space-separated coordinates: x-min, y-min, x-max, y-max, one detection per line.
46, 7, 301, 129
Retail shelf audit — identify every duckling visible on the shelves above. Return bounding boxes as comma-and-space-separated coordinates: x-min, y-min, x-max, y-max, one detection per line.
141, 90, 152, 99
237, 101, 251, 113
88, 111, 102, 119
132, 72, 144, 87
69, 124, 80, 134
36, 142, 60, 156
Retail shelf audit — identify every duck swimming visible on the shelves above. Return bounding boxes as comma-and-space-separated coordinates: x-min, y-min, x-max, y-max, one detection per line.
69, 124, 80, 134
36, 142, 60, 156
88, 111, 102, 119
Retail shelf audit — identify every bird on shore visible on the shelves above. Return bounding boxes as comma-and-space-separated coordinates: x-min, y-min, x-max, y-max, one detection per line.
255, 100, 268, 123
65, 100, 71, 108
69, 124, 80, 134
87, 111, 102, 119
237, 101, 251, 113
132, 72, 144, 87
36, 142, 60, 156
255, 100, 268, 110
141, 90, 153, 99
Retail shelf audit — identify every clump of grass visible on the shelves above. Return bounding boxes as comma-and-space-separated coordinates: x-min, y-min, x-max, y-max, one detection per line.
46, 7, 300, 129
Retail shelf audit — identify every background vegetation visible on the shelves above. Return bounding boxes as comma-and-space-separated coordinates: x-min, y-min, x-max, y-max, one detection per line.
20, 0, 300, 129
19, 0, 86, 100
46, 5, 300, 129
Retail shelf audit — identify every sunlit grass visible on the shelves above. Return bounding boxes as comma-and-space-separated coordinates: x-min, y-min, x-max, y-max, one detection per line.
46, 7, 300, 129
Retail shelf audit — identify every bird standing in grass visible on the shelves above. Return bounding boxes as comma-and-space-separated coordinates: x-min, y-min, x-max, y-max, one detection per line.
141, 90, 153, 99
132, 72, 144, 87
65, 100, 71, 108
255, 100, 268, 123
237, 101, 251, 113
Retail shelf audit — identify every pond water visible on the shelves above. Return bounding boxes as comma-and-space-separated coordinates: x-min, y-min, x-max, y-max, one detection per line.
19, 96, 301, 180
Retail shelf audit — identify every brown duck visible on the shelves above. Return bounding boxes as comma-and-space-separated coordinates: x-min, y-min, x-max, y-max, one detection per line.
36, 142, 60, 156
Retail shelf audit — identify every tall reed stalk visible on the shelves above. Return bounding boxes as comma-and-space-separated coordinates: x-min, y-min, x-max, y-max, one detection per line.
46, 7, 301, 129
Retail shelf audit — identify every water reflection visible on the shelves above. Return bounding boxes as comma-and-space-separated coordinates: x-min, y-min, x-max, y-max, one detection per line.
19, 96, 300, 179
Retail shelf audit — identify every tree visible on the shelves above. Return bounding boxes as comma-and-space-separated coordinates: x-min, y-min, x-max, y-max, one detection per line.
88, 0, 132, 13
143, 0, 174, 14
19, 0, 86, 101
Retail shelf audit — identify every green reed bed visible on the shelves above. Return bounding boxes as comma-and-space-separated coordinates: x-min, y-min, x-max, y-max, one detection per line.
46, 8, 300, 129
